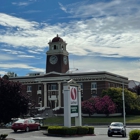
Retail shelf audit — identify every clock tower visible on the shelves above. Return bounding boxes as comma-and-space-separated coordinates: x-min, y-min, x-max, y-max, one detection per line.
46, 35, 69, 73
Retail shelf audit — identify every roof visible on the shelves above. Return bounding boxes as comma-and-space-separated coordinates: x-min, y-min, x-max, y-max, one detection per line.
52, 34, 63, 42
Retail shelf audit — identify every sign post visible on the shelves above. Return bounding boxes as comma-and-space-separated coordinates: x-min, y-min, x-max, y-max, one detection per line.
63, 79, 82, 127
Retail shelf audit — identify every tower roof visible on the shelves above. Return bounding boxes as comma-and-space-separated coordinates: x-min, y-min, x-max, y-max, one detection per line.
52, 34, 63, 42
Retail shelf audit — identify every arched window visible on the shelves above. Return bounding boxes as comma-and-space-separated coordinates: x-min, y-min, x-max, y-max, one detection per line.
54, 45, 57, 50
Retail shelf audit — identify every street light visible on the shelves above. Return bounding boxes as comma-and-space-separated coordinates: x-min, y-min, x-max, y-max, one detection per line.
117, 76, 126, 126
122, 82, 126, 126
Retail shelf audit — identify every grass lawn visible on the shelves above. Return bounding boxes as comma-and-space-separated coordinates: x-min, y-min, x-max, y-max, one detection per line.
43, 115, 140, 126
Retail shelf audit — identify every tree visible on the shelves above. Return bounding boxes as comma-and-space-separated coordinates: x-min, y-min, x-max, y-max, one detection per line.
0, 78, 29, 123
128, 85, 140, 95
94, 95, 116, 115
102, 87, 140, 115
81, 95, 116, 116
6, 71, 17, 77
81, 99, 96, 116
2, 75, 9, 80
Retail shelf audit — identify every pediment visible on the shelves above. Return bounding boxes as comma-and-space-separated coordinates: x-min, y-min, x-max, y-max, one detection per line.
44, 71, 63, 77
67, 79, 77, 84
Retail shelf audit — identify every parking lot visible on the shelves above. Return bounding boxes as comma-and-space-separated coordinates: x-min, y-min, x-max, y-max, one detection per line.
0, 129, 47, 140
0, 127, 132, 140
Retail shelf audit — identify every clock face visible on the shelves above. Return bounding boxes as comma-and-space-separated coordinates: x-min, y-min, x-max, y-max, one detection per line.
63, 56, 68, 65
49, 55, 58, 64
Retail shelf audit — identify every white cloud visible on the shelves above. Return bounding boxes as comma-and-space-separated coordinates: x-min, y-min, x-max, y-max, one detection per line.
17, 55, 35, 58
12, 2, 30, 6
0, 13, 38, 29
0, 0, 140, 80
0, 63, 44, 72
1, 49, 25, 55
58, 2, 68, 13
69, 56, 140, 81
0, 70, 7, 76
62, 0, 140, 18
0, 54, 16, 61
0, 3, 140, 57
28, 50, 41, 54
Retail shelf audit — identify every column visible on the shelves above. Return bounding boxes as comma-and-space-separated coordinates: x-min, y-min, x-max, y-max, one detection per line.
58, 82, 61, 107
43, 83, 47, 108
55, 100, 57, 108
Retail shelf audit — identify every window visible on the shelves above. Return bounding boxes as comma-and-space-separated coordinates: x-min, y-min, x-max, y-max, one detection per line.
91, 82, 97, 96
91, 82, 97, 89
38, 97, 42, 102
108, 83, 110, 87
27, 86, 32, 92
48, 84, 58, 90
51, 84, 57, 90
81, 96, 83, 101
38, 85, 41, 90
54, 45, 56, 50
78, 83, 83, 90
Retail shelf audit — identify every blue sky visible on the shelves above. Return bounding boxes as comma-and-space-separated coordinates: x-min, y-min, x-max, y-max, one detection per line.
0, 0, 140, 81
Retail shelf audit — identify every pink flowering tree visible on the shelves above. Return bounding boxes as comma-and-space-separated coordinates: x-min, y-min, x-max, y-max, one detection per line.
82, 95, 116, 116
81, 99, 96, 116
94, 95, 116, 115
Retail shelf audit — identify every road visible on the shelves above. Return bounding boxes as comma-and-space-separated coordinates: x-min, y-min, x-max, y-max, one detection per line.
0, 126, 140, 140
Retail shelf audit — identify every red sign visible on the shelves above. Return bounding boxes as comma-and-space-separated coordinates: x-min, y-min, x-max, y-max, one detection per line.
70, 87, 77, 100
70, 87, 78, 105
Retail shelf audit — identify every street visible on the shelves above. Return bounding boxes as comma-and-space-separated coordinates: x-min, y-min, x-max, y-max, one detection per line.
0, 126, 140, 140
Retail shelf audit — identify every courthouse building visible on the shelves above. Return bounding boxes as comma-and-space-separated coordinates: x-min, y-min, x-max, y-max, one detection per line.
10, 35, 128, 111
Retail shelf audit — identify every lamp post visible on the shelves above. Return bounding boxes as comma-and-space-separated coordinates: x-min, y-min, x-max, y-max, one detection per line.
117, 76, 126, 126
122, 82, 126, 126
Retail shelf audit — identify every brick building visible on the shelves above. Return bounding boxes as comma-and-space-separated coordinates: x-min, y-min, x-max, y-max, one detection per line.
10, 35, 128, 111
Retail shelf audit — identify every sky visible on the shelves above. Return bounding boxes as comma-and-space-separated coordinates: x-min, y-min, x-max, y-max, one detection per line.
0, 0, 140, 81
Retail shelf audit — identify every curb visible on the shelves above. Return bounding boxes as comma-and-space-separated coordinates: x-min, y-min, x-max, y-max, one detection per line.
43, 133, 96, 137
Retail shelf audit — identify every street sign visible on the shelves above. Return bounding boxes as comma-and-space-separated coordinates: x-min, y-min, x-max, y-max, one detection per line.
71, 105, 78, 113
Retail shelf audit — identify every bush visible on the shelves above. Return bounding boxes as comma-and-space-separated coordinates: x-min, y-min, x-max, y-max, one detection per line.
48, 126, 66, 135
41, 125, 48, 130
76, 126, 89, 135
0, 134, 8, 140
129, 129, 140, 140
47, 126, 94, 135
88, 126, 94, 134
66, 127, 77, 135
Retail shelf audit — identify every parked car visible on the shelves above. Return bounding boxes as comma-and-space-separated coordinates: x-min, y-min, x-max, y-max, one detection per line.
11, 119, 41, 132
32, 117, 44, 126
5, 122, 12, 128
107, 122, 126, 137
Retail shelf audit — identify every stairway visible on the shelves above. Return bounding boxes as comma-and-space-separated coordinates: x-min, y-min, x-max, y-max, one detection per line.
40, 108, 54, 118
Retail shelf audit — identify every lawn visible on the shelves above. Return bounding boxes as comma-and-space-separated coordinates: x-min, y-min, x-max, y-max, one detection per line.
43, 115, 140, 126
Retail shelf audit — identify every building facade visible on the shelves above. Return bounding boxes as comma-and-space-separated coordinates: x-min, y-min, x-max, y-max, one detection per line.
10, 35, 128, 110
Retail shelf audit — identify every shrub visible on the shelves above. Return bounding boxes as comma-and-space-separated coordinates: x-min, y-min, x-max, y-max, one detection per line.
0, 134, 8, 140
47, 126, 94, 135
48, 126, 66, 135
75, 126, 89, 135
65, 127, 77, 135
87, 126, 94, 134
129, 129, 140, 140
41, 125, 48, 130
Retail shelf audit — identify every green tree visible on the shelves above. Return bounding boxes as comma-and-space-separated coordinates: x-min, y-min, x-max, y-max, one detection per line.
0, 78, 29, 123
102, 87, 140, 115
2, 75, 9, 80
